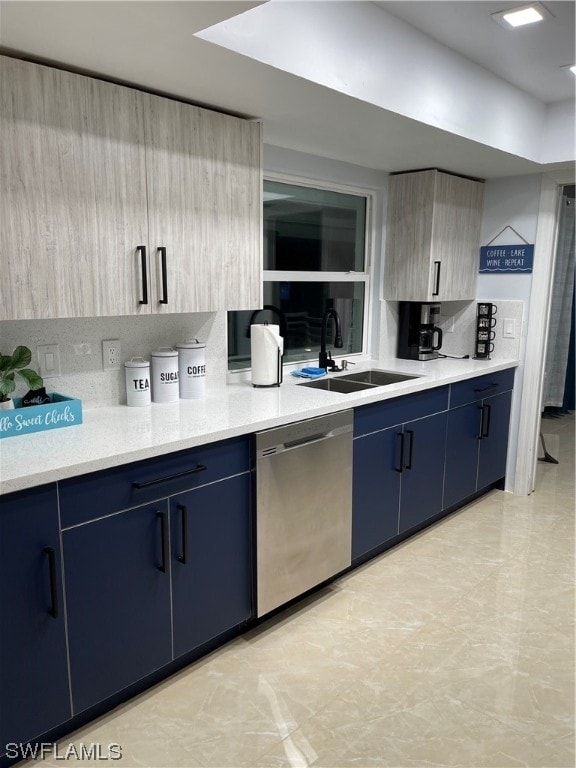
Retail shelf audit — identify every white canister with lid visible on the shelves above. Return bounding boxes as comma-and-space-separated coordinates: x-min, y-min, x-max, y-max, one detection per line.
124, 357, 151, 407
177, 339, 206, 399
151, 347, 179, 403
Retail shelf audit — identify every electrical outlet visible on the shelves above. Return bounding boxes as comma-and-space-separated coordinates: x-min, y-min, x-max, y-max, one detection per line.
102, 339, 121, 371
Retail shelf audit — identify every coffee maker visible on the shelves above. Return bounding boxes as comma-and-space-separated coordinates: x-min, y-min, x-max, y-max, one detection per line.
397, 302, 443, 361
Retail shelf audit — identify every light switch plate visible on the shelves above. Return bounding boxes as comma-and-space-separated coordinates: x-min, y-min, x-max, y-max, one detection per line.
37, 344, 61, 378
503, 318, 516, 338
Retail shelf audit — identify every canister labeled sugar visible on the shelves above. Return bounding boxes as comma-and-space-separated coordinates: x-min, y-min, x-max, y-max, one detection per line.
151, 347, 179, 403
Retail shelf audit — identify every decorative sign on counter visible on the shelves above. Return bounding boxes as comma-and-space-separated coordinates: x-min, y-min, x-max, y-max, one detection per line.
0, 393, 82, 439
479, 244, 534, 273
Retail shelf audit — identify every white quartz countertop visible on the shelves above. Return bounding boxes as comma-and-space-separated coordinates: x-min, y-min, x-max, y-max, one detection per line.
0, 357, 518, 495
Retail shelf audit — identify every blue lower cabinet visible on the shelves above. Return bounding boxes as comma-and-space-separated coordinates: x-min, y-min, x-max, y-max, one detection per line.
60, 437, 252, 717
352, 389, 449, 559
398, 411, 448, 534
444, 389, 513, 508
63, 501, 173, 714
444, 402, 482, 509
352, 428, 401, 560
171, 473, 252, 658
477, 391, 513, 490
0, 485, 71, 755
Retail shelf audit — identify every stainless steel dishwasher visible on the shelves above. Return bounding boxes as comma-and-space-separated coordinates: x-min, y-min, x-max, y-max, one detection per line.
255, 410, 353, 617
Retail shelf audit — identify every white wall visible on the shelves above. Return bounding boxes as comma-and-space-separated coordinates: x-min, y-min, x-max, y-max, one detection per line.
478, 175, 541, 304
542, 101, 576, 164
201, 1, 548, 161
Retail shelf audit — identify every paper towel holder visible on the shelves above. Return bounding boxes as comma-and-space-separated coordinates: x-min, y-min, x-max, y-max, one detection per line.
250, 323, 284, 387
246, 305, 288, 341
248, 306, 287, 388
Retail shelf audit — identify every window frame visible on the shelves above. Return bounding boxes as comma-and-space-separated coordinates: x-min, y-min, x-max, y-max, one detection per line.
228, 171, 376, 373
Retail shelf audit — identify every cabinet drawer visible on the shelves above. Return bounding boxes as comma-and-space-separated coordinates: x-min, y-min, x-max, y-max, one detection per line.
449, 368, 515, 409
59, 436, 250, 528
354, 386, 449, 437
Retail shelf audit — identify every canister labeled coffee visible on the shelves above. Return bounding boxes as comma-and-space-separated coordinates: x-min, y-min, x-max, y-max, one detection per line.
124, 358, 151, 407
176, 340, 206, 399
151, 347, 179, 403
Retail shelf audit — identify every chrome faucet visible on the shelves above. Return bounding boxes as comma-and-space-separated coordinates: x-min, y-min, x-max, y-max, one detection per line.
319, 308, 343, 370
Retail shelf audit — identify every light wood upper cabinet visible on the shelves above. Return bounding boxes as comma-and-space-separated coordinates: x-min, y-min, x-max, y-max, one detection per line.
0, 56, 149, 320
144, 93, 262, 313
383, 169, 484, 302
0, 56, 262, 321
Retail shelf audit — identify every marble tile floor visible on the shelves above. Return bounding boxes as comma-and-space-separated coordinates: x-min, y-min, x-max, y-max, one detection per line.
27, 414, 574, 768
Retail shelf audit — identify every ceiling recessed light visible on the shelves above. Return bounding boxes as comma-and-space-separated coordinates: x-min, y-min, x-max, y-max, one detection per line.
503, 6, 543, 26
560, 64, 576, 76
491, 3, 553, 29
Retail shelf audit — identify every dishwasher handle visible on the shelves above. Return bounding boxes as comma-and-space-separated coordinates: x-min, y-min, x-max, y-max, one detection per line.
284, 431, 337, 450
258, 424, 350, 458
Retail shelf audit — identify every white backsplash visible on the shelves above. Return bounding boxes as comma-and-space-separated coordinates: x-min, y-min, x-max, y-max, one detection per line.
2, 299, 524, 408
1, 312, 228, 407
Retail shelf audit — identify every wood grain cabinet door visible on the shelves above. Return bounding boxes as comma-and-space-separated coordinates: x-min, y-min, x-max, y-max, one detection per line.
383, 169, 483, 302
384, 170, 436, 301
0, 56, 150, 320
430, 171, 484, 301
144, 93, 262, 313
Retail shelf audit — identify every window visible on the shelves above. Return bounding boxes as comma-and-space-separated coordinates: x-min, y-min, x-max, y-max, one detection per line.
228, 178, 370, 370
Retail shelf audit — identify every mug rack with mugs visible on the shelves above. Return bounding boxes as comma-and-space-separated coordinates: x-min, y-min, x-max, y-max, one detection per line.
474, 303, 497, 359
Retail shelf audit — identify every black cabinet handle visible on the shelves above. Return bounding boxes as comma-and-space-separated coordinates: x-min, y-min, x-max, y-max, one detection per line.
178, 504, 188, 565
474, 383, 498, 393
43, 547, 58, 619
157, 512, 168, 573
483, 403, 492, 438
396, 431, 404, 473
132, 464, 207, 489
158, 247, 168, 305
432, 261, 441, 296
137, 245, 148, 305
478, 405, 486, 440
404, 430, 414, 470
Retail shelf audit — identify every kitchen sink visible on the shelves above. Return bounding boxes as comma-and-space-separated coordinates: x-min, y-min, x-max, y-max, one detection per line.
338, 369, 420, 386
298, 369, 420, 394
298, 378, 375, 394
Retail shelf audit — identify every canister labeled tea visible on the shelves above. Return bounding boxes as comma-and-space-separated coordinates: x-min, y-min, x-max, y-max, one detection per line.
177, 340, 206, 399
151, 347, 179, 403
124, 358, 151, 407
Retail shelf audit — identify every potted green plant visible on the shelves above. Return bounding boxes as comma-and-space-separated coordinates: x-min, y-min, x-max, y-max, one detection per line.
0, 346, 44, 410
